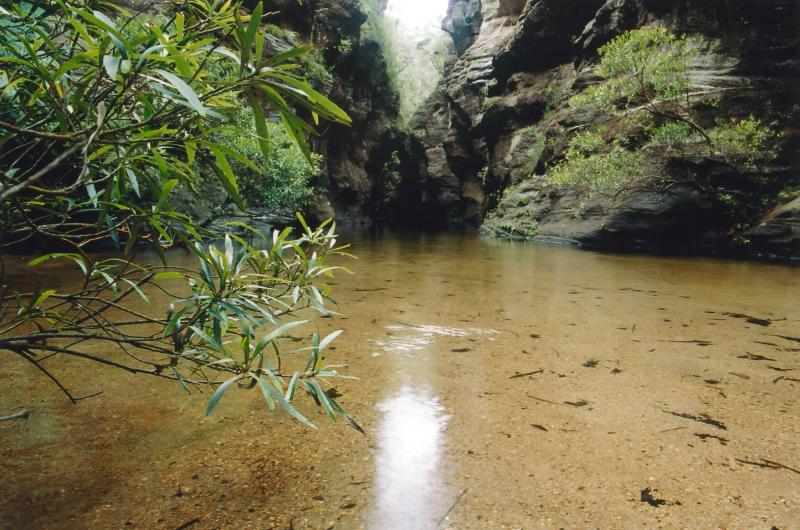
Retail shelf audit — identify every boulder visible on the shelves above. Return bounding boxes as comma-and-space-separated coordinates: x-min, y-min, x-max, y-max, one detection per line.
744, 198, 800, 258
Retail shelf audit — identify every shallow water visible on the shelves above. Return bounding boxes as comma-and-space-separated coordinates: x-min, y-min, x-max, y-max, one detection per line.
1, 233, 799, 529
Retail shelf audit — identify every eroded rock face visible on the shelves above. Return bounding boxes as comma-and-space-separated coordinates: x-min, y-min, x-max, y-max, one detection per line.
405, 0, 800, 258
262, 1, 401, 228
403, 0, 527, 228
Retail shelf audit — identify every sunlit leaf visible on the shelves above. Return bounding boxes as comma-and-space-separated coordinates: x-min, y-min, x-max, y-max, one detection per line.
153, 68, 207, 116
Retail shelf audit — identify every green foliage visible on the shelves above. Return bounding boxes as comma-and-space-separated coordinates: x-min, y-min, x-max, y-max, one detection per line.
543, 81, 563, 111
571, 25, 702, 110
477, 165, 489, 186
303, 47, 334, 89
709, 116, 782, 169
551, 25, 782, 204
777, 186, 800, 203
716, 191, 736, 206
574, 199, 589, 220
212, 110, 320, 211
0, 0, 358, 428
359, 0, 398, 77
570, 25, 781, 171
362, 0, 449, 123
521, 130, 547, 175
546, 133, 647, 197
732, 222, 752, 246
565, 130, 605, 156
337, 38, 354, 55
645, 121, 697, 150
495, 219, 539, 239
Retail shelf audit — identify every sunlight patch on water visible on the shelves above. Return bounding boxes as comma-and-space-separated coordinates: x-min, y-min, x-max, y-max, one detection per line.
371, 385, 449, 530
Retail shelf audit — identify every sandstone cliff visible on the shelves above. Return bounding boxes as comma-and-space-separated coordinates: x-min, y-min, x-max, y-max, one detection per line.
171, 0, 403, 230
403, 0, 799, 259
258, 0, 403, 228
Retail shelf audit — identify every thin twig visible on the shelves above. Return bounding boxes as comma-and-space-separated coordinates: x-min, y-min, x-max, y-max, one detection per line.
437, 488, 468, 528
0, 141, 86, 201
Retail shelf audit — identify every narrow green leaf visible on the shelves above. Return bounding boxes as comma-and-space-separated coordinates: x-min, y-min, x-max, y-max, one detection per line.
285, 372, 300, 400
172, 366, 189, 392
77, 9, 128, 58
254, 28, 266, 68
234, 11, 249, 68
185, 140, 197, 164
153, 69, 207, 116
244, 3, 263, 54
123, 279, 150, 303
32, 289, 56, 309
263, 45, 314, 67
247, 91, 271, 162
318, 330, 342, 351
175, 12, 185, 40
258, 319, 308, 346
156, 179, 179, 209
29, 253, 88, 275
255, 375, 276, 410
208, 145, 245, 210
268, 384, 316, 428
205, 375, 243, 417
311, 380, 336, 420
154, 271, 184, 281
102, 54, 121, 80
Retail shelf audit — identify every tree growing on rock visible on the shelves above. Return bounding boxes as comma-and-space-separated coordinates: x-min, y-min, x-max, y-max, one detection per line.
547, 25, 782, 199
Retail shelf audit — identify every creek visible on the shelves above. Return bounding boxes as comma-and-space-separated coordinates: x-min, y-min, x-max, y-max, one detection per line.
1, 233, 799, 528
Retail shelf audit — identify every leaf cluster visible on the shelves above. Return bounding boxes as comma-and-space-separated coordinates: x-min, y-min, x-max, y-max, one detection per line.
550, 26, 782, 202
546, 131, 647, 197
0, 0, 359, 428
571, 25, 702, 110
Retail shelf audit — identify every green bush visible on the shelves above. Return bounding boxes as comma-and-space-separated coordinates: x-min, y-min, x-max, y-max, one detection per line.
543, 81, 563, 111
710, 116, 782, 169
551, 26, 782, 201
212, 110, 321, 212
496, 220, 539, 239
547, 147, 646, 197
566, 130, 605, 156
201, 50, 324, 213
523, 130, 547, 174
569, 26, 781, 171
0, 0, 357, 428
571, 26, 702, 110
645, 121, 698, 150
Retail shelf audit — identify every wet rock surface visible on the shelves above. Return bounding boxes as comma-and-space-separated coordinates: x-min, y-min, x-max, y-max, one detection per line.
745, 197, 800, 258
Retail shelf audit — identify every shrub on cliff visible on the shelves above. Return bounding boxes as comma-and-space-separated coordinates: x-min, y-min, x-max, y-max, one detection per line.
548, 26, 782, 198
0, 0, 361, 429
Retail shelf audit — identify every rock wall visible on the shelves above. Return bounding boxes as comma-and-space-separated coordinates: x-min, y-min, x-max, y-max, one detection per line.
166, 0, 403, 231
260, 0, 402, 228
404, 0, 800, 259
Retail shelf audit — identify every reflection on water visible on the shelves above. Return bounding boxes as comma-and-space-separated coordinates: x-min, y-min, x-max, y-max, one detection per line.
372, 385, 449, 530
370, 323, 499, 357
